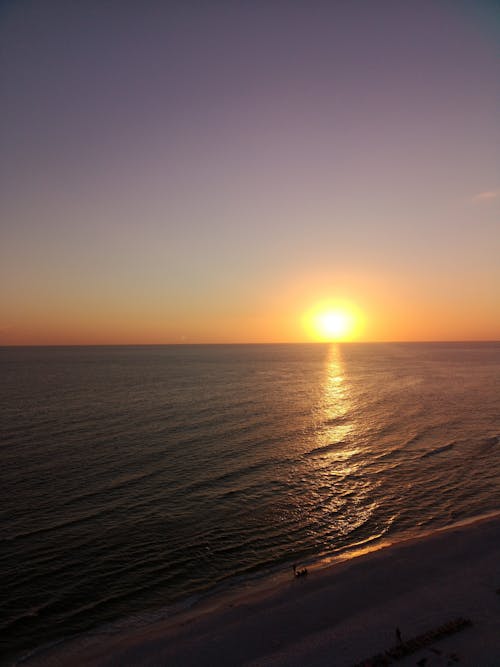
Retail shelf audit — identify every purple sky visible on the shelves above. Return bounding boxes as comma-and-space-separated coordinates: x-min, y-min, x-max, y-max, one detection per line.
1, 0, 499, 343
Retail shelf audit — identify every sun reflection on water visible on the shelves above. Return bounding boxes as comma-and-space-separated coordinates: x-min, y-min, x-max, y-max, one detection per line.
303, 344, 381, 545
315, 344, 356, 462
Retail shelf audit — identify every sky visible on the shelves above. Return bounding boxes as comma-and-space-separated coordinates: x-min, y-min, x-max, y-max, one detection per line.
1, 0, 499, 344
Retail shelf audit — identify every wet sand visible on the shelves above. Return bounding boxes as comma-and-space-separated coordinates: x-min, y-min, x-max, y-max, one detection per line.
21, 514, 500, 667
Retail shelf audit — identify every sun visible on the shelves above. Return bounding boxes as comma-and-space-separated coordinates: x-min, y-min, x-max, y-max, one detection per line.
316, 310, 352, 339
303, 301, 361, 342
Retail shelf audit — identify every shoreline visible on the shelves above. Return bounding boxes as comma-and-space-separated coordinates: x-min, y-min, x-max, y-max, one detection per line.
18, 511, 500, 666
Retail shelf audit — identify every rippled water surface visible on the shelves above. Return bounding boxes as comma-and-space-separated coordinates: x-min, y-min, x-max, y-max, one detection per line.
1, 343, 499, 663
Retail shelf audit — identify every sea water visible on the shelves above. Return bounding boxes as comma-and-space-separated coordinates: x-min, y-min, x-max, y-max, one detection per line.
1, 343, 499, 663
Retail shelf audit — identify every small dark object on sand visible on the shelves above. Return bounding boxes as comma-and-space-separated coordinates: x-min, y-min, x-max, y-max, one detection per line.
292, 563, 308, 578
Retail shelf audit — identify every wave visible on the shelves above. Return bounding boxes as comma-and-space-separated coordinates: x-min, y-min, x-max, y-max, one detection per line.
302, 440, 349, 459
372, 445, 406, 462
323, 415, 349, 427
420, 442, 455, 459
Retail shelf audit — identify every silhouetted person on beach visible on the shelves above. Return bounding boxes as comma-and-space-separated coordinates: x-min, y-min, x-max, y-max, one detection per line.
396, 627, 402, 642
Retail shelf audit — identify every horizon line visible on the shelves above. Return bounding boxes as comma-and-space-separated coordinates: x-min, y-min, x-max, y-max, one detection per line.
1, 340, 499, 348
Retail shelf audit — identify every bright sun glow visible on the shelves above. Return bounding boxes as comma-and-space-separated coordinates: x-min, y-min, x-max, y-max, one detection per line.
303, 301, 361, 342
317, 311, 352, 339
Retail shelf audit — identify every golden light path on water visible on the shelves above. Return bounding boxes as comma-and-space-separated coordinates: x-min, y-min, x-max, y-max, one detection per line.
306, 344, 382, 551
320, 344, 353, 448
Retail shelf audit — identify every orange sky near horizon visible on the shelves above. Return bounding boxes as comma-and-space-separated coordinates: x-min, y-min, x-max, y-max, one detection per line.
2, 267, 499, 345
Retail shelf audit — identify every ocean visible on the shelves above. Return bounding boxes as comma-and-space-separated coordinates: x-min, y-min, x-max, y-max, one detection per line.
1, 342, 499, 664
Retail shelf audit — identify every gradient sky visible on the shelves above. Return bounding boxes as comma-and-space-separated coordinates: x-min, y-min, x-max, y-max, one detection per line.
1, 0, 499, 344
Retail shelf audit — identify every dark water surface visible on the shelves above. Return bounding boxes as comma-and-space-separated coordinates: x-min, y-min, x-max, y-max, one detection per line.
1, 343, 499, 663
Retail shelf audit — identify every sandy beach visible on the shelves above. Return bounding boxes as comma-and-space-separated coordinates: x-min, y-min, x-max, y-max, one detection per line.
20, 514, 500, 667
